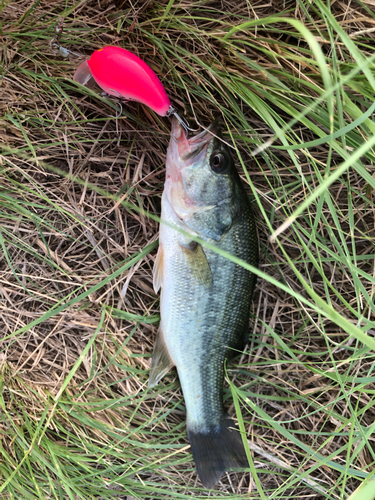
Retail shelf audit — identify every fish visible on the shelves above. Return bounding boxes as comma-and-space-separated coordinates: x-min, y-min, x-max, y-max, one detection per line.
149, 117, 258, 488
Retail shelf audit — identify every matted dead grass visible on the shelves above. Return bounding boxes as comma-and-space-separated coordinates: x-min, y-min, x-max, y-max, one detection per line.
1, 0, 375, 498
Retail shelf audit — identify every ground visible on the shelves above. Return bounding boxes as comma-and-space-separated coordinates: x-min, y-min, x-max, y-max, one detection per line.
1, 0, 375, 498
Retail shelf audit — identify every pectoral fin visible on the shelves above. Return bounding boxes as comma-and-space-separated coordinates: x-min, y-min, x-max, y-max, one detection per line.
180, 241, 212, 287
153, 244, 164, 293
148, 328, 174, 388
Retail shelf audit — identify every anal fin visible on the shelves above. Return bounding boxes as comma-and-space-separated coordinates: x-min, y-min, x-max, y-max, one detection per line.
148, 328, 174, 388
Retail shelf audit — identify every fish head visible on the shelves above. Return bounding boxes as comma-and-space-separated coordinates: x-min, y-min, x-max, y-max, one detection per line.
165, 117, 242, 241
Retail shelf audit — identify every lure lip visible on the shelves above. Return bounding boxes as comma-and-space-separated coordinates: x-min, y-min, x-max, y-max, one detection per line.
73, 60, 93, 87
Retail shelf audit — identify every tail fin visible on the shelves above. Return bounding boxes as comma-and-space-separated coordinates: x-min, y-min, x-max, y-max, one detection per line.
187, 417, 248, 488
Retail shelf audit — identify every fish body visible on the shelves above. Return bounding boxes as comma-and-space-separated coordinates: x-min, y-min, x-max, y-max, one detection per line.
149, 118, 258, 488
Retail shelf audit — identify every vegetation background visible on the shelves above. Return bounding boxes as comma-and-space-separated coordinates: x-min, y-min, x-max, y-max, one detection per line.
1, 0, 375, 498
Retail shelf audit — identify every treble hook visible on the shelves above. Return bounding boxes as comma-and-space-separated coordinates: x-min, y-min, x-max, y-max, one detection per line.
109, 100, 123, 119
50, 17, 64, 53
49, 17, 81, 58
166, 106, 200, 134
102, 92, 198, 128
103, 89, 127, 119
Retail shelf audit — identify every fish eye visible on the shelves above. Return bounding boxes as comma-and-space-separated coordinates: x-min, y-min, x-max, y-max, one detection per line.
210, 151, 229, 174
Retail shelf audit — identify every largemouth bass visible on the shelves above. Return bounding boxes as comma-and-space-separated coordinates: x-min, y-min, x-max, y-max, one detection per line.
149, 117, 258, 488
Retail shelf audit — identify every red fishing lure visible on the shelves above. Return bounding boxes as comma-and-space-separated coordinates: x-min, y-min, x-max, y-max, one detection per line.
74, 46, 172, 116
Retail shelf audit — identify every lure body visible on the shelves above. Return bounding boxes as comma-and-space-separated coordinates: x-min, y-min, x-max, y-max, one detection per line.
73, 46, 171, 116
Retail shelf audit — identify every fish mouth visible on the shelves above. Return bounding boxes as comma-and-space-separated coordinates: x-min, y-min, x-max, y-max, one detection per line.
166, 117, 223, 221
170, 117, 221, 163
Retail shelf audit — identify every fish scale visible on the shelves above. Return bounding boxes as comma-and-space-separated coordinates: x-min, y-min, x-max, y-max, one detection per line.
149, 117, 258, 488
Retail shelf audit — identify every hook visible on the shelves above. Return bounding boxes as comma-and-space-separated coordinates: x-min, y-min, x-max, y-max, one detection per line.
166, 106, 200, 134
104, 89, 127, 119
49, 17, 81, 58
50, 17, 64, 53
111, 100, 123, 119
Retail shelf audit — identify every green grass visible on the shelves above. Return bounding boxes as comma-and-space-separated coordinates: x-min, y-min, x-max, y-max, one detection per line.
1, 0, 375, 498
